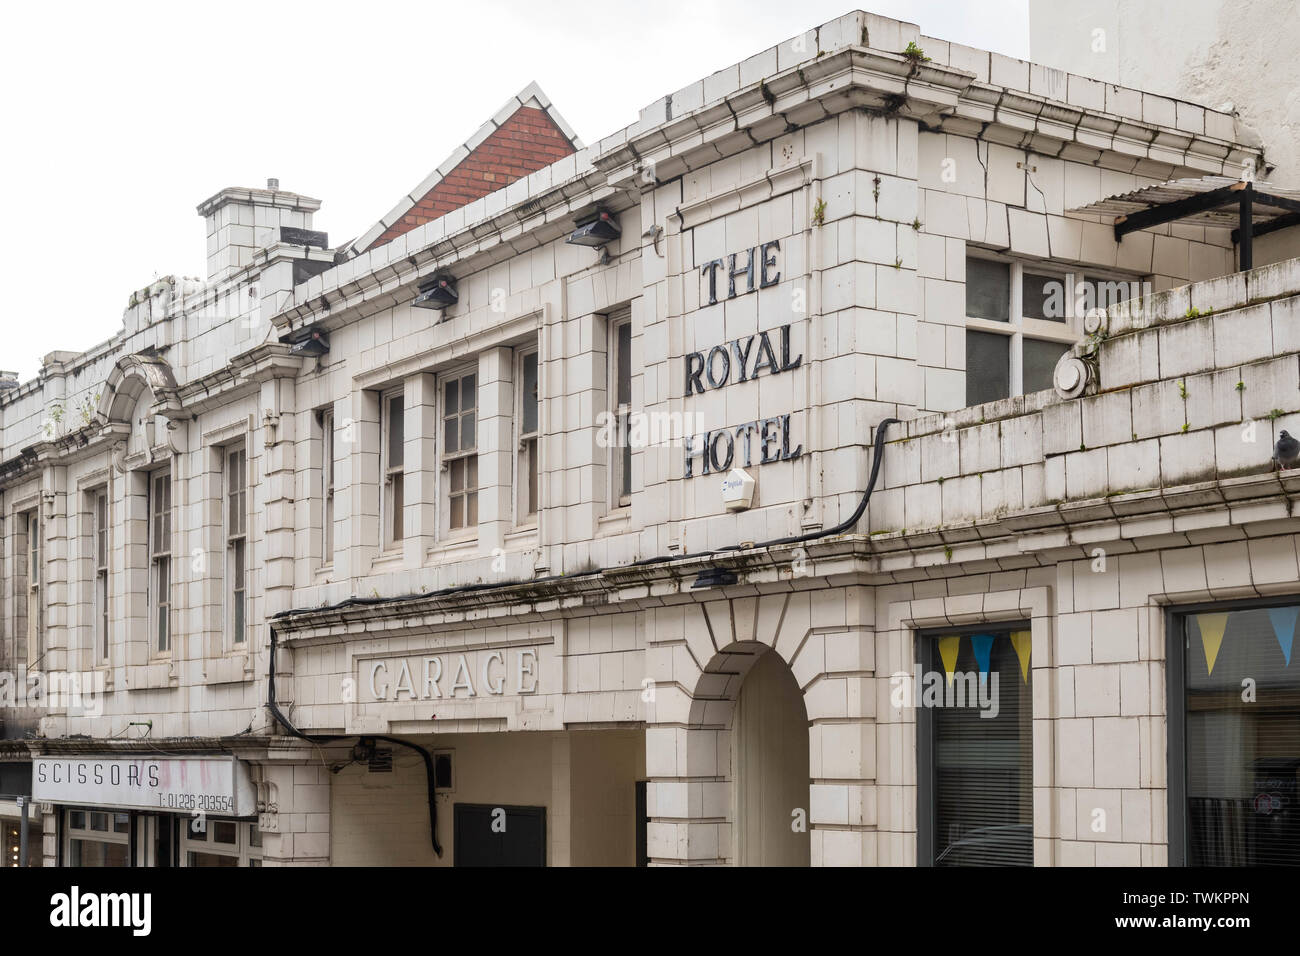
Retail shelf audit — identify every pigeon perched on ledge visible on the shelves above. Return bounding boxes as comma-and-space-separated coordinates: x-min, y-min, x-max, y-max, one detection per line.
1274, 430, 1300, 471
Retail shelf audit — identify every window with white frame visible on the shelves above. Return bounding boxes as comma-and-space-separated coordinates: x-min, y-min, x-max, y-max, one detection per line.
65, 809, 131, 867
964, 256, 1135, 407
225, 446, 247, 645
317, 407, 334, 565
442, 369, 478, 533
516, 347, 540, 521
610, 312, 632, 508
92, 490, 109, 664
149, 470, 172, 654
382, 390, 405, 549
180, 818, 262, 867
23, 509, 41, 665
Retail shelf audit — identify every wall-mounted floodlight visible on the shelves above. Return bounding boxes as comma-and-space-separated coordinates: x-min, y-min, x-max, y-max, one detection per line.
288, 327, 330, 358
281, 324, 330, 358
567, 208, 621, 264
413, 274, 458, 310
691, 566, 738, 590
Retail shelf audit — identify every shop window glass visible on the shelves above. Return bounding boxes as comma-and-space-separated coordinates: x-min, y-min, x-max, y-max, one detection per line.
70, 839, 130, 867
966, 259, 1010, 321
66, 808, 130, 867
1022, 338, 1068, 395
1178, 604, 1300, 865
1021, 271, 1063, 322
965, 330, 1010, 406
921, 627, 1033, 866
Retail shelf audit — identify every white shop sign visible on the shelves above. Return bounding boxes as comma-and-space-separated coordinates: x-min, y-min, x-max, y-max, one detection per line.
32, 756, 255, 816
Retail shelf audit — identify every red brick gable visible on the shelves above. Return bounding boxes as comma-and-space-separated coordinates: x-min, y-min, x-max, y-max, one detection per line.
369, 107, 575, 249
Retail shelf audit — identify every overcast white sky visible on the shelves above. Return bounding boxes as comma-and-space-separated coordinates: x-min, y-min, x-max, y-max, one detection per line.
0, 1, 1029, 383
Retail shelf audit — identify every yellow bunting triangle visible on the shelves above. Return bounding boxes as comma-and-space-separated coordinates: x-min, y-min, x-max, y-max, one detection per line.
1009, 630, 1032, 683
1197, 613, 1229, 676
938, 636, 960, 688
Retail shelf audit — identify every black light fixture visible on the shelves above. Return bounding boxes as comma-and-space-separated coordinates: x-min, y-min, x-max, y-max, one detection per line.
282, 324, 330, 357
413, 273, 458, 310
691, 566, 738, 590
567, 207, 621, 263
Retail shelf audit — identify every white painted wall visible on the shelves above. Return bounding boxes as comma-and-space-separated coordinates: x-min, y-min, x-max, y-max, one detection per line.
1029, 0, 1300, 262
1029, 0, 1298, 169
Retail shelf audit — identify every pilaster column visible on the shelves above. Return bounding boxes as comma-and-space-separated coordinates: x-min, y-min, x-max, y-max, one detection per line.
256, 759, 331, 866
195, 442, 224, 660
261, 375, 297, 620
477, 347, 515, 554
42, 464, 69, 675
403, 372, 438, 563
337, 388, 379, 579
121, 470, 149, 669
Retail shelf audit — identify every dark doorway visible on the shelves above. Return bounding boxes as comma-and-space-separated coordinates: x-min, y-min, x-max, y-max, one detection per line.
453, 804, 546, 867
635, 781, 648, 867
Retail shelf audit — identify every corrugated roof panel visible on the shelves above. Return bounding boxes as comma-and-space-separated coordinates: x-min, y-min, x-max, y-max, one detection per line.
1068, 177, 1300, 228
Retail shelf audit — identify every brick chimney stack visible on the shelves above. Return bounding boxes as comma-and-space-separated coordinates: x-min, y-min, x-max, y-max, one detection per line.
196, 180, 322, 282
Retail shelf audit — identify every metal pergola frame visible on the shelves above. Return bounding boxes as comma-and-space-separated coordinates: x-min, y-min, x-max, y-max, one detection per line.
1113, 180, 1300, 271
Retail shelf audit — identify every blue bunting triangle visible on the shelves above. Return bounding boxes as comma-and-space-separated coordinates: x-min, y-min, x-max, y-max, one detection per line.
970, 633, 995, 688
1267, 606, 1297, 666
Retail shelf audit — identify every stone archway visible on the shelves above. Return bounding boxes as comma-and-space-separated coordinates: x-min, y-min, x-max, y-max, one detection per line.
96, 349, 186, 461
732, 646, 811, 866
643, 588, 877, 866
97, 349, 183, 426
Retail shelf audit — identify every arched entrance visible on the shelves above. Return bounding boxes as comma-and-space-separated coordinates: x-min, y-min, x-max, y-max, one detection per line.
644, 591, 876, 866
733, 647, 811, 866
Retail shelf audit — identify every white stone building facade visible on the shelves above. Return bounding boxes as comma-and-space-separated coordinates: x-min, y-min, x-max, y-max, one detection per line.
2, 10, 1298, 867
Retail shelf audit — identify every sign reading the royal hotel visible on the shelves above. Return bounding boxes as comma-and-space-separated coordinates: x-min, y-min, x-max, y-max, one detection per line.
685, 239, 803, 477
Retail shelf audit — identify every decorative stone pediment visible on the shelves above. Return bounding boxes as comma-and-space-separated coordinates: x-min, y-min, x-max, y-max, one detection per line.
98, 349, 186, 467
98, 349, 183, 424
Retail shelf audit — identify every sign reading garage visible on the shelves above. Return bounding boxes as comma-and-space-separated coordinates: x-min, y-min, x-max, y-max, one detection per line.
359, 646, 545, 702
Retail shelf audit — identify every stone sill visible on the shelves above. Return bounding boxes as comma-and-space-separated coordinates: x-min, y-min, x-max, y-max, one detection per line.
205, 653, 253, 686
427, 535, 478, 564
505, 525, 538, 545
370, 550, 405, 571
126, 661, 178, 691
596, 508, 631, 535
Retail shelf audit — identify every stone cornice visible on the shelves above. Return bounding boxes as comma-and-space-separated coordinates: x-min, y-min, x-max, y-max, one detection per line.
935, 80, 1251, 179
600, 48, 973, 190
0, 342, 300, 485
26, 736, 245, 757
7, 735, 341, 762
171, 345, 302, 419
272, 463, 1299, 643
270, 164, 626, 340
271, 535, 868, 643
270, 45, 1260, 346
